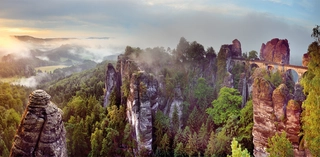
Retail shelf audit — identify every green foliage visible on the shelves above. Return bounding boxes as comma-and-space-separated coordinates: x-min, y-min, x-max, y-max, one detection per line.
0, 83, 29, 157
248, 50, 258, 60
185, 132, 198, 156
187, 107, 205, 132
213, 127, 232, 156
187, 41, 205, 62
231, 63, 245, 90
0, 57, 36, 78
206, 87, 242, 125
228, 138, 250, 157
263, 70, 283, 87
194, 77, 214, 111
174, 142, 186, 157
197, 124, 209, 155
301, 41, 320, 156
267, 132, 294, 157
206, 47, 217, 59
155, 133, 171, 157
173, 37, 189, 63
171, 105, 180, 136
205, 131, 215, 156
154, 111, 170, 148
237, 100, 254, 154
41, 61, 107, 107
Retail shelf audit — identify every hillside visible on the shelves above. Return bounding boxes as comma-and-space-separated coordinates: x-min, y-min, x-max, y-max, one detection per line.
2, 36, 320, 157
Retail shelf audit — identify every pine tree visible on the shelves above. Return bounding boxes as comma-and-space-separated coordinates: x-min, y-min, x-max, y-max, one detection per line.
174, 142, 186, 157
198, 124, 209, 155
228, 138, 250, 157
171, 105, 180, 137
267, 132, 294, 157
205, 131, 215, 156
185, 132, 198, 156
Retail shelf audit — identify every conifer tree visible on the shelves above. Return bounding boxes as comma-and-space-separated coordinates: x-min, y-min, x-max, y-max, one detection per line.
228, 138, 250, 157
205, 131, 215, 156
266, 132, 294, 157
301, 41, 320, 156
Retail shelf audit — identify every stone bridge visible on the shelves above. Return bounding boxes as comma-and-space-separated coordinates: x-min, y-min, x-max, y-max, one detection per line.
232, 58, 308, 80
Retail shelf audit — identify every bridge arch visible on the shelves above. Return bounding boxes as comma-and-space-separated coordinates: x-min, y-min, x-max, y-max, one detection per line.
285, 69, 299, 83
250, 63, 259, 69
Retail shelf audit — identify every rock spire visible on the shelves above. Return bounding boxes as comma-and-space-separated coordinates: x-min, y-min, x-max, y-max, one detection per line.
10, 90, 67, 157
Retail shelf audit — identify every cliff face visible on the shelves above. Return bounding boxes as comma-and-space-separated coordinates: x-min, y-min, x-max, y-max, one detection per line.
126, 72, 159, 155
260, 38, 290, 64
10, 90, 67, 157
252, 77, 305, 157
105, 55, 158, 155
103, 63, 121, 107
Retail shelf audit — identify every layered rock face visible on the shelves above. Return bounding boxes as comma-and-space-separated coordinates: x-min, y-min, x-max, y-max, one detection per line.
252, 77, 305, 157
10, 90, 67, 157
105, 55, 158, 156
126, 72, 159, 155
103, 63, 121, 107
260, 38, 290, 64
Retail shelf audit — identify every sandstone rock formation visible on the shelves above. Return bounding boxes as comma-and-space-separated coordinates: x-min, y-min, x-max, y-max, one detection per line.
232, 39, 242, 57
10, 90, 67, 157
302, 53, 310, 67
252, 76, 305, 157
252, 77, 275, 157
294, 83, 306, 103
260, 38, 290, 64
126, 71, 159, 155
219, 39, 243, 60
104, 63, 121, 107
223, 72, 233, 88
104, 55, 157, 156
238, 72, 248, 108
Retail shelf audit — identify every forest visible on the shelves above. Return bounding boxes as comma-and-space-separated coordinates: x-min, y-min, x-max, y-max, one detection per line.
0, 26, 320, 157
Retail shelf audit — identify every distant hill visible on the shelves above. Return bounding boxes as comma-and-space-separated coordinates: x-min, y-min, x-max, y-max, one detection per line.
14, 35, 74, 43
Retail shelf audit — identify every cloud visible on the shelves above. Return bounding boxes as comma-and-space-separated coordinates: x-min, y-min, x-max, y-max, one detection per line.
12, 73, 49, 88
0, 0, 317, 66
0, 35, 33, 59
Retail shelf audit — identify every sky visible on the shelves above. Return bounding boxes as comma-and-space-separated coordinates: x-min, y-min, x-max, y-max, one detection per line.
0, 0, 319, 65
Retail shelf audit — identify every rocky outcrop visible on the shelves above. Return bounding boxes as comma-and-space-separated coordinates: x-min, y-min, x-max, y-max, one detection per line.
104, 63, 121, 107
104, 55, 158, 156
231, 39, 242, 57
302, 53, 310, 67
10, 90, 67, 157
219, 39, 243, 60
286, 100, 301, 145
294, 83, 306, 103
260, 38, 290, 64
223, 72, 233, 88
252, 76, 305, 156
238, 73, 248, 108
252, 77, 275, 157
126, 71, 159, 156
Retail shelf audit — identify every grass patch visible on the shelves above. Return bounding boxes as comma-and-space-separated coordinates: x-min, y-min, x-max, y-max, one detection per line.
35, 65, 69, 73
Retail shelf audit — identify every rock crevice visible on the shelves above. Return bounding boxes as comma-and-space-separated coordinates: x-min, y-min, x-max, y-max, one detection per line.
10, 90, 67, 157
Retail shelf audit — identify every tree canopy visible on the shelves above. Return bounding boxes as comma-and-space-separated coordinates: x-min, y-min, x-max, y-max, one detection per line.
301, 41, 320, 156
206, 87, 242, 125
